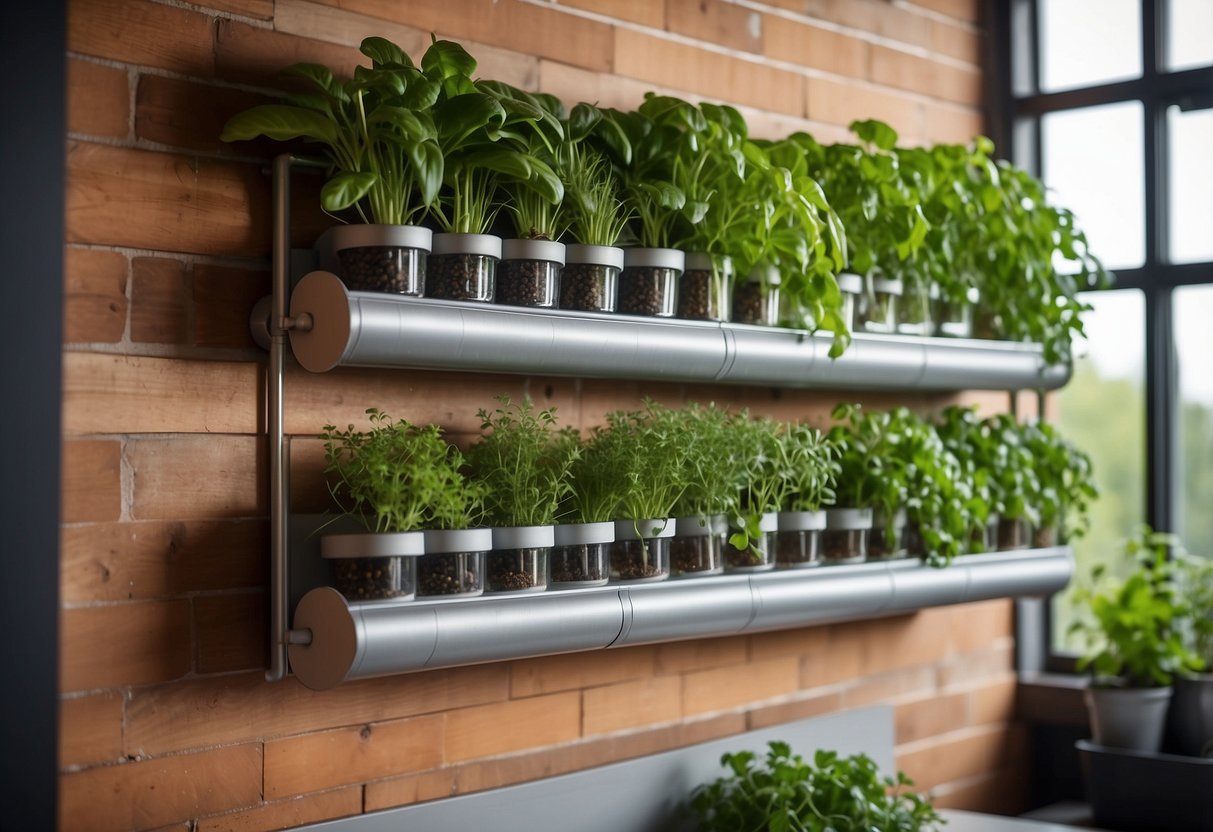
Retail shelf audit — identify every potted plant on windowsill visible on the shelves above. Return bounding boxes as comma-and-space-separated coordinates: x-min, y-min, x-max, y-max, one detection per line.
220, 37, 443, 296
466, 395, 578, 594
1069, 526, 1203, 752
319, 408, 470, 601
1170, 549, 1213, 757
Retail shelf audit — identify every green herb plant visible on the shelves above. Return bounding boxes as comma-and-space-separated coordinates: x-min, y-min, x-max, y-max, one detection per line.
782, 423, 838, 514
691, 741, 943, 832
1068, 526, 1203, 687
558, 103, 633, 246
320, 408, 478, 533
1019, 419, 1098, 544
668, 402, 749, 523
1176, 550, 1213, 671
933, 406, 998, 552
825, 404, 913, 539
220, 36, 443, 225
465, 395, 578, 528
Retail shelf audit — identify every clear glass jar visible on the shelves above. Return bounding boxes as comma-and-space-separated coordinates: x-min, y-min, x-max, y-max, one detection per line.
619, 248, 683, 317
678, 253, 732, 322
822, 507, 873, 564
486, 525, 553, 594
896, 279, 936, 336
860, 276, 903, 333
331, 224, 431, 296
560, 244, 623, 312
723, 512, 778, 572
997, 516, 1032, 551
775, 510, 826, 568
426, 233, 501, 302
610, 518, 673, 582
670, 515, 727, 577
321, 531, 423, 602
418, 528, 491, 597
836, 273, 863, 332
868, 509, 908, 560
549, 521, 614, 587
937, 287, 979, 338
497, 239, 564, 309
732, 264, 781, 326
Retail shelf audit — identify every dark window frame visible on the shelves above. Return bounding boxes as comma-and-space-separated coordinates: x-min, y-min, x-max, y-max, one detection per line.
988, 0, 1213, 674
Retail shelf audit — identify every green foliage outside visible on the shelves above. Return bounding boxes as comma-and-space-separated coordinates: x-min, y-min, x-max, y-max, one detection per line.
1054, 357, 1213, 652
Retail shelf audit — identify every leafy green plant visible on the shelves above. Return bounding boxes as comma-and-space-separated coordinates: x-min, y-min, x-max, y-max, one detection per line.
558, 103, 633, 246
1069, 526, 1203, 687
825, 404, 913, 532
423, 40, 562, 234
320, 408, 479, 532
1019, 418, 1098, 542
1176, 551, 1213, 671
933, 406, 998, 551
691, 741, 943, 832
220, 36, 443, 225
782, 423, 838, 513
668, 402, 749, 522
465, 395, 578, 528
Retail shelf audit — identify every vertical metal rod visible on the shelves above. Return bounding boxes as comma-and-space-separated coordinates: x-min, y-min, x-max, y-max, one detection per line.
267, 154, 292, 682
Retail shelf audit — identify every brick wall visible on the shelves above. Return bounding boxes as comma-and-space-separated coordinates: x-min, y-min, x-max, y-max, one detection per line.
60, 1, 1019, 830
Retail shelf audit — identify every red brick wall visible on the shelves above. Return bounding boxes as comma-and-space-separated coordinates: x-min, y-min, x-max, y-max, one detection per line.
61, 2, 1020, 829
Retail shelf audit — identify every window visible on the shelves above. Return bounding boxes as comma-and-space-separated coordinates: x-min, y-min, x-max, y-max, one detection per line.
994, 0, 1213, 665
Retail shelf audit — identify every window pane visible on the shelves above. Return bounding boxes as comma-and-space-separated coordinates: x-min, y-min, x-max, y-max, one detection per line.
1042, 102, 1145, 271
1168, 105, 1213, 264
1175, 285, 1213, 558
1166, 0, 1213, 71
1053, 289, 1146, 651
1040, 0, 1142, 92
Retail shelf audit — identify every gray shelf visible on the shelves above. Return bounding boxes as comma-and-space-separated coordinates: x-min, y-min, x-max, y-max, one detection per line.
287, 546, 1073, 690
287, 270, 1070, 391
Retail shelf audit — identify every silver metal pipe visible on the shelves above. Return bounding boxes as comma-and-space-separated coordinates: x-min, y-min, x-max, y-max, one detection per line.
286, 271, 1071, 391
266, 154, 292, 683
286, 547, 1073, 690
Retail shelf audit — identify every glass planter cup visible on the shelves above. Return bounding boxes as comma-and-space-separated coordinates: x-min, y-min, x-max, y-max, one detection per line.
836, 273, 863, 332
896, 280, 937, 337
822, 507, 873, 564
670, 514, 728, 578
497, 239, 564, 309
321, 530, 423, 602
487, 525, 553, 594
549, 521, 614, 588
618, 248, 684, 317
678, 253, 732, 322
996, 515, 1032, 550
937, 286, 980, 338
418, 528, 491, 598
868, 508, 908, 560
732, 265, 781, 327
610, 518, 674, 582
426, 232, 501, 302
329, 223, 431, 296
774, 509, 827, 569
971, 512, 999, 552
860, 275, 904, 333
724, 512, 779, 572
560, 244, 623, 313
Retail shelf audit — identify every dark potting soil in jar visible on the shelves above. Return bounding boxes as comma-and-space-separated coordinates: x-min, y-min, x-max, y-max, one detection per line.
337, 246, 424, 295
733, 283, 775, 325
867, 525, 906, 559
775, 530, 820, 567
822, 529, 866, 563
417, 552, 482, 596
486, 548, 547, 592
670, 535, 722, 574
902, 523, 924, 556
611, 539, 669, 580
724, 538, 773, 570
426, 253, 495, 302
1033, 526, 1058, 548
496, 260, 558, 308
618, 266, 676, 316
560, 263, 616, 311
677, 269, 726, 321
332, 557, 410, 601
551, 545, 608, 583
